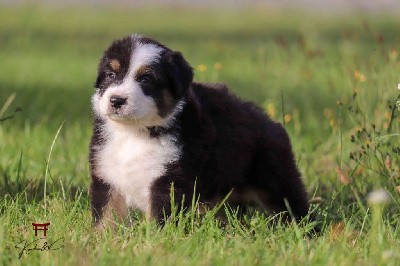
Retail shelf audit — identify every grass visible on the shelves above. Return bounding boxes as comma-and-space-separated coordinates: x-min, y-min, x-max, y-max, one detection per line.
1, 4, 399, 265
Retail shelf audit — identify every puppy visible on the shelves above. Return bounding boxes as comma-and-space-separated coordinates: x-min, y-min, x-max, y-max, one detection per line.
89, 34, 310, 228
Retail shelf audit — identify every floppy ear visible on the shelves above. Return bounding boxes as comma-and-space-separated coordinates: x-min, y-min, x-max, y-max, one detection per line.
168, 51, 193, 97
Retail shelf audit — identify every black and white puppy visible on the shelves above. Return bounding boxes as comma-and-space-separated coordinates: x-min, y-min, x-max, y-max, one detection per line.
90, 35, 310, 228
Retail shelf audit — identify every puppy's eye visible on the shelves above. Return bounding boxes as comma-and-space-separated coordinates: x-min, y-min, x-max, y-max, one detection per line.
137, 74, 154, 84
106, 72, 116, 80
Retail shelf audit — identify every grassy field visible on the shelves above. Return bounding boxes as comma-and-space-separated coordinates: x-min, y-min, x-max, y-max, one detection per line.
1, 4, 399, 265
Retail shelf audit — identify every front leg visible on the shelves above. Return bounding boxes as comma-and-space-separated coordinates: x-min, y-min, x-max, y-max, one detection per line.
148, 169, 194, 224
90, 176, 128, 230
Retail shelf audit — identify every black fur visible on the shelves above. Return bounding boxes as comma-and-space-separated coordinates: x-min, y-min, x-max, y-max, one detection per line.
89, 35, 310, 227
149, 83, 309, 222
95, 36, 132, 92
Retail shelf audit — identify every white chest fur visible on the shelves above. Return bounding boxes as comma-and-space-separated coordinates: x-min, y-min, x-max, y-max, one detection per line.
95, 125, 181, 212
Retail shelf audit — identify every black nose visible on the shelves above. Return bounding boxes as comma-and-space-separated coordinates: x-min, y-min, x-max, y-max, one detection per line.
110, 96, 127, 109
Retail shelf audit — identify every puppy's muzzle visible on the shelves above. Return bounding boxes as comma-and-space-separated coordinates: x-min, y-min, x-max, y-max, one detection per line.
110, 96, 127, 109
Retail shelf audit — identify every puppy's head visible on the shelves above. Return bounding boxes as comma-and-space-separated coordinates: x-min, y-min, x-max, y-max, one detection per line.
92, 35, 193, 127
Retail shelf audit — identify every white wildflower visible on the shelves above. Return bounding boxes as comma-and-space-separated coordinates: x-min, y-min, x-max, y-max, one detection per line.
367, 189, 391, 205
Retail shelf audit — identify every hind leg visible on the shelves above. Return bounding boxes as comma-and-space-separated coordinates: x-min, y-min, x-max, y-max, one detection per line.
255, 176, 309, 222
252, 141, 309, 222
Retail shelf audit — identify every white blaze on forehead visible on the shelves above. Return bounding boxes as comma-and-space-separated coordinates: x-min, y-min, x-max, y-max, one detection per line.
128, 42, 164, 76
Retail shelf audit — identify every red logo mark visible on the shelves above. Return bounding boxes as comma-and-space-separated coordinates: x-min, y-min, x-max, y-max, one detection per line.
32, 222, 50, 237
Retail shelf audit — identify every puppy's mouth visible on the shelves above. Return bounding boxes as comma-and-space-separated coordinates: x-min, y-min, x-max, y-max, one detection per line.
107, 111, 135, 122
105, 100, 134, 121
106, 107, 146, 125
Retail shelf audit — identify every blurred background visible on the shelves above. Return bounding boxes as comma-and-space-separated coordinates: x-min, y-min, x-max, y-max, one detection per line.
0, 0, 399, 194
1, 4, 399, 264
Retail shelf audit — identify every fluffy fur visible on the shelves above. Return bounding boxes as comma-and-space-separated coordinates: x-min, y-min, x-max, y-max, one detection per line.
89, 35, 310, 228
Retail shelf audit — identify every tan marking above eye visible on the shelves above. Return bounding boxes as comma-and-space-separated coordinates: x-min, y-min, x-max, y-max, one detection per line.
136, 65, 152, 76
110, 59, 121, 72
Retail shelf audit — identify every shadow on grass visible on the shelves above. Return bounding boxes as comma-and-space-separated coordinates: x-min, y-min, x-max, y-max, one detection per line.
0, 163, 88, 209
1, 83, 93, 127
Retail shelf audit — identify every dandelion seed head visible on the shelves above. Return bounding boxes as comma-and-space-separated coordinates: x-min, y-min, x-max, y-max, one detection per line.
367, 189, 391, 205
